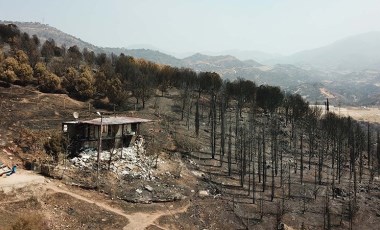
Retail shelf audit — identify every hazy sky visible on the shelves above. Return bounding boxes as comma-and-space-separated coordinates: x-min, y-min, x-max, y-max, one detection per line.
1, 0, 380, 55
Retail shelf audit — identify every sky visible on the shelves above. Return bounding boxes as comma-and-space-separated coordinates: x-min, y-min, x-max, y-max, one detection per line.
1, 0, 380, 55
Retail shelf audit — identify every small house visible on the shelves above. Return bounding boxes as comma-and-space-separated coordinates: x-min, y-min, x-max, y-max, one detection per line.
62, 116, 151, 155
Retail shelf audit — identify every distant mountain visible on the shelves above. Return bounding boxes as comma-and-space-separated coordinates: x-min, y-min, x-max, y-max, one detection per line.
182, 53, 262, 71
222, 63, 325, 88
273, 31, 380, 71
103, 47, 183, 66
205, 49, 281, 63
3, 21, 380, 105
126, 44, 161, 50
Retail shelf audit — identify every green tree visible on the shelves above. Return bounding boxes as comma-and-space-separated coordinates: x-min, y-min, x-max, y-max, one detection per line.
11, 50, 34, 84
106, 74, 128, 106
19, 33, 40, 66
34, 62, 48, 84
115, 53, 136, 81
44, 133, 67, 162
41, 39, 56, 62
156, 65, 173, 96
256, 85, 284, 113
0, 23, 20, 46
62, 66, 79, 94
83, 47, 95, 66
131, 71, 154, 108
62, 66, 96, 99
67, 45, 83, 67
34, 61, 61, 92
17, 63, 34, 83
75, 66, 95, 99
39, 71, 61, 92
0, 56, 19, 83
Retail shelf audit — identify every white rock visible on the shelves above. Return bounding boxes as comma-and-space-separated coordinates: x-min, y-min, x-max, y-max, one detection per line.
145, 185, 154, 192
198, 190, 209, 197
81, 154, 91, 160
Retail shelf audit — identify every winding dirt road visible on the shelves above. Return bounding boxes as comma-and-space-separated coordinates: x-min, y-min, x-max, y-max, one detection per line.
46, 183, 189, 230
0, 170, 189, 230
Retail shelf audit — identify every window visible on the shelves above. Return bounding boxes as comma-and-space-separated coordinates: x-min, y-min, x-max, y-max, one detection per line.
131, 123, 137, 132
89, 126, 95, 138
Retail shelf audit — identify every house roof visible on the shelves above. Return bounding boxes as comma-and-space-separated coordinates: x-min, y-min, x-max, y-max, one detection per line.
63, 116, 152, 125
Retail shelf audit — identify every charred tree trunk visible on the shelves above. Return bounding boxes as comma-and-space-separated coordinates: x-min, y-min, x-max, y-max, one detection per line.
368, 123, 371, 168
288, 163, 291, 197
377, 131, 380, 176
210, 94, 217, 159
300, 133, 304, 184
262, 127, 267, 192
213, 94, 217, 158
220, 98, 226, 165
248, 145, 251, 196
318, 147, 323, 185
252, 145, 256, 204
337, 139, 342, 184
210, 103, 215, 158
180, 90, 188, 121
258, 133, 262, 183
234, 105, 239, 163
240, 127, 245, 187
271, 139, 275, 201
228, 115, 232, 176
195, 99, 200, 137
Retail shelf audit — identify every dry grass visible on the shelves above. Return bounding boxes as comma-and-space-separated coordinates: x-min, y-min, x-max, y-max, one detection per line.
10, 212, 49, 230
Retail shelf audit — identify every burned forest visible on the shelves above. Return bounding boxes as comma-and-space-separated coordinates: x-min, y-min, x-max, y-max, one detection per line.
1, 23, 380, 229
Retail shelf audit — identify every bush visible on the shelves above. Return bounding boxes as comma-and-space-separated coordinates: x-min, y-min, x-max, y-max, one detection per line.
11, 212, 49, 230
44, 133, 67, 161
173, 133, 201, 153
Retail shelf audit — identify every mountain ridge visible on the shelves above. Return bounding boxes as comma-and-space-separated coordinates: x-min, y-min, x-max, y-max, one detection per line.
0, 20, 103, 53
2, 20, 380, 106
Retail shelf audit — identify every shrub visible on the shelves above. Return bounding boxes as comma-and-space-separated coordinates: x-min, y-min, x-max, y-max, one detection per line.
11, 212, 49, 230
44, 133, 67, 161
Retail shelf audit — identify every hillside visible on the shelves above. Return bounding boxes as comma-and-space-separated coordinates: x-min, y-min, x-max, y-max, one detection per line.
1, 21, 103, 53
103, 47, 184, 66
204, 49, 281, 63
182, 53, 261, 71
1, 84, 380, 229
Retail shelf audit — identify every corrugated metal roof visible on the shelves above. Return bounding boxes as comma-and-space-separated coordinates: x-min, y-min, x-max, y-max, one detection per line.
63, 116, 151, 125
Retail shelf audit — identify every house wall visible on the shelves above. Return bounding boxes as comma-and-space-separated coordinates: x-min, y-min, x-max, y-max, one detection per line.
64, 122, 144, 154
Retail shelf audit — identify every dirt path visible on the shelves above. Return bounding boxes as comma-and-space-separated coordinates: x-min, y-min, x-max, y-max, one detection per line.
0, 171, 46, 193
126, 202, 190, 230
46, 183, 189, 230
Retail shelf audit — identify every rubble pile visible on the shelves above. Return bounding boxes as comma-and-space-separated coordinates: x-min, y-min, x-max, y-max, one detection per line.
122, 182, 187, 203
70, 138, 157, 180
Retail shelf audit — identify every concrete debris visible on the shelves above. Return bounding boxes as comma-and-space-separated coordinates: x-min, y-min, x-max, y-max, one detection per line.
69, 137, 156, 181
198, 190, 209, 197
145, 185, 154, 192
136, 188, 143, 194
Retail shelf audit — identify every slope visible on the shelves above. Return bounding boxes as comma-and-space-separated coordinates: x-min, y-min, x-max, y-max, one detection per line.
1, 21, 103, 53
